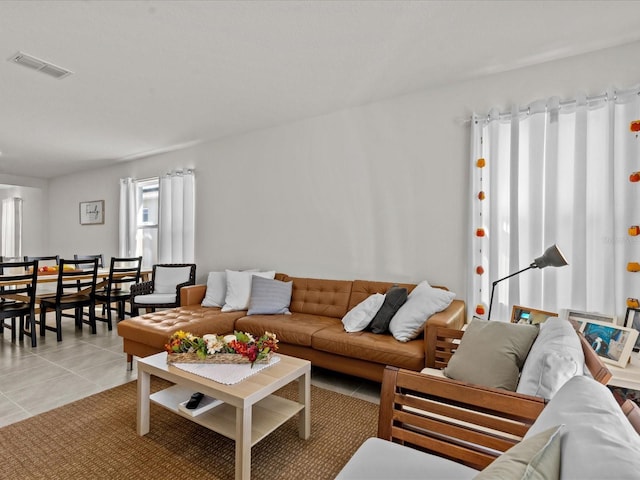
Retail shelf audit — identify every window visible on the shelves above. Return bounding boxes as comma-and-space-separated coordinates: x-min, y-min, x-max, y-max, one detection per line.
120, 169, 194, 266
136, 178, 159, 268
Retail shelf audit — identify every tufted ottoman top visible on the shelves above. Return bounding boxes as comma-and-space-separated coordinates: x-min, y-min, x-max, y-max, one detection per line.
117, 305, 246, 350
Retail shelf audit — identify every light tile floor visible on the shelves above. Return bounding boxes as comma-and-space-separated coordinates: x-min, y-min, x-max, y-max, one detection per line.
0, 316, 380, 428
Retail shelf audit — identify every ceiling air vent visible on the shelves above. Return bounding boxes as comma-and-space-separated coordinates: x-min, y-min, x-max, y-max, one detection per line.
8, 51, 73, 79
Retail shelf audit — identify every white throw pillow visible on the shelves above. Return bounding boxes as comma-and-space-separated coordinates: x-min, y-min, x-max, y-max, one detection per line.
342, 293, 386, 333
221, 270, 276, 312
201, 271, 227, 307
153, 266, 193, 294
525, 375, 640, 479
388, 281, 456, 342
516, 316, 584, 399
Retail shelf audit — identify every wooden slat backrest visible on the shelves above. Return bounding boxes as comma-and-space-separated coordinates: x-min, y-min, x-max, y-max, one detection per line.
377, 366, 545, 471
430, 327, 464, 369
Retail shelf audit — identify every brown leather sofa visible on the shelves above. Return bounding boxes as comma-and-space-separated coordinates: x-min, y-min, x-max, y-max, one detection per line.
117, 274, 465, 382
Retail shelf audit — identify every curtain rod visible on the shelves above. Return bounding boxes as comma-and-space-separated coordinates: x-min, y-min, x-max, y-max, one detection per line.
475, 85, 640, 123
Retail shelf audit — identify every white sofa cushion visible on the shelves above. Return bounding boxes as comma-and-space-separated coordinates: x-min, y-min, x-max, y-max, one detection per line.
335, 437, 477, 479
525, 375, 640, 479
201, 271, 227, 307
133, 293, 176, 304
516, 316, 584, 399
342, 293, 386, 333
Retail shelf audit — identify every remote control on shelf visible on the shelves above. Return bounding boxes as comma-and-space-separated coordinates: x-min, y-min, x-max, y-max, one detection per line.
186, 392, 204, 409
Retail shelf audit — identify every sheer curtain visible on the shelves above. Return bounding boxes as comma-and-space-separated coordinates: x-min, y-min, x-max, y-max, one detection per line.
158, 169, 195, 263
119, 178, 137, 258
469, 87, 640, 322
1, 197, 22, 258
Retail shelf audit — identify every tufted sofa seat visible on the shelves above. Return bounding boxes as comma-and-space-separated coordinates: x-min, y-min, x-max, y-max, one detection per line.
117, 273, 465, 382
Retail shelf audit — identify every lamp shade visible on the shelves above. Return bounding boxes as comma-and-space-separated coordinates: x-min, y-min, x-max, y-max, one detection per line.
531, 244, 568, 269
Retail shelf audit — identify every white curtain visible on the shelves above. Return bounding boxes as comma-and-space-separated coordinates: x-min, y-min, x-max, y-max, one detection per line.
158, 169, 195, 263
1, 197, 22, 258
469, 86, 640, 322
119, 177, 138, 257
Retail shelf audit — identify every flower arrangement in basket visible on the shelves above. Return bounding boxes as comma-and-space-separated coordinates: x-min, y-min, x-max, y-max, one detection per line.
165, 330, 278, 367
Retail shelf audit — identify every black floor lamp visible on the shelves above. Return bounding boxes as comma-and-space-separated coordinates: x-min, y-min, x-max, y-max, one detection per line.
487, 244, 568, 321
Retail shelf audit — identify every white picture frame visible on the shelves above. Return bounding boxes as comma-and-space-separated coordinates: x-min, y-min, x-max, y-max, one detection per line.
559, 308, 616, 331
579, 319, 639, 368
79, 200, 104, 225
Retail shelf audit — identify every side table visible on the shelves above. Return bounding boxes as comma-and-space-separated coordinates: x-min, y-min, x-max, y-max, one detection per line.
608, 351, 640, 390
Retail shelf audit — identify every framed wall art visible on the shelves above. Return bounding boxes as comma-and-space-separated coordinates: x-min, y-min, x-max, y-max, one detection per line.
79, 200, 104, 225
579, 319, 638, 368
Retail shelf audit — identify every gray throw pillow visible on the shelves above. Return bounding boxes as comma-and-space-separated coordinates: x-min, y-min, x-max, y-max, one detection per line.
443, 319, 539, 391
247, 275, 292, 315
368, 285, 408, 334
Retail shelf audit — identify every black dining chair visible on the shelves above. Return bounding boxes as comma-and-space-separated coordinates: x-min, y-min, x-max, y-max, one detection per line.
0, 259, 39, 347
94, 256, 142, 330
39, 258, 99, 342
74, 254, 105, 268
24, 255, 59, 266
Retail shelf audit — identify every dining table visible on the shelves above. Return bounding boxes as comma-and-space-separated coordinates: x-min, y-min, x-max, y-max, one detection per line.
0, 267, 152, 310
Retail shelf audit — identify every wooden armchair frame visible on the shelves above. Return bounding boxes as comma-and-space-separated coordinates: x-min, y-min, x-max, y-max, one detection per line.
377, 366, 639, 473
377, 366, 545, 470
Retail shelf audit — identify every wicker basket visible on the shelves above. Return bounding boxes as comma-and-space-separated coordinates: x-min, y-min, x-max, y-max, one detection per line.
166, 352, 272, 364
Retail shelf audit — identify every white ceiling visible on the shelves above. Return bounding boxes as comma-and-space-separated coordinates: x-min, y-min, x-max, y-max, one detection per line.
2, 0, 640, 179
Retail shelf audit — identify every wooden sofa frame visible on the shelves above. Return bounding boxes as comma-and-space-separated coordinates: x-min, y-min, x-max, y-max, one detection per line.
377, 365, 632, 473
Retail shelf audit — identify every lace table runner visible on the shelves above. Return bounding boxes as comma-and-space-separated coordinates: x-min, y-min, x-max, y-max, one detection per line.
171, 355, 281, 385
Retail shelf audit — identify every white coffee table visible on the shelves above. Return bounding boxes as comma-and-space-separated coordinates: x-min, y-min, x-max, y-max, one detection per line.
136, 352, 311, 480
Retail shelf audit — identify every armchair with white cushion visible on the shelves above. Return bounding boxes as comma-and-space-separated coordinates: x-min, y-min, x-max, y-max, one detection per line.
130, 263, 196, 316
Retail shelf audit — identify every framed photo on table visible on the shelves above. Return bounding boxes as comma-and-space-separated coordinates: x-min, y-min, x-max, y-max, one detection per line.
559, 309, 616, 332
510, 305, 557, 325
79, 200, 104, 225
624, 308, 640, 352
579, 319, 639, 368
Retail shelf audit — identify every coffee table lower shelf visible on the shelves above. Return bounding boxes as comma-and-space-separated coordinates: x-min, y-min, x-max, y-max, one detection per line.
150, 384, 305, 445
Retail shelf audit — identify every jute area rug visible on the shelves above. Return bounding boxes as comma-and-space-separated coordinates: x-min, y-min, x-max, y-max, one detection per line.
0, 378, 378, 480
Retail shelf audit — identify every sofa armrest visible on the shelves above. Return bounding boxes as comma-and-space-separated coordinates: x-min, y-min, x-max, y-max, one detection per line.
423, 299, 465, 367
180, 284, 207, 306
378, 366, 545, 471
130, 280, 153, 297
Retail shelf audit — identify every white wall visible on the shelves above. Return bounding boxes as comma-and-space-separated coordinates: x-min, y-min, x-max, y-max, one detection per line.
45, 40, 640, 299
